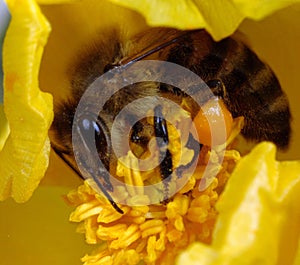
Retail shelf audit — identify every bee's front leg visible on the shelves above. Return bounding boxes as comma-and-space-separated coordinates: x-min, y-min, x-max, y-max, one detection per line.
154, 105, 173, 202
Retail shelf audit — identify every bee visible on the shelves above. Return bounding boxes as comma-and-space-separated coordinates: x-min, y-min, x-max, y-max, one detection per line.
50, 27, 291, 213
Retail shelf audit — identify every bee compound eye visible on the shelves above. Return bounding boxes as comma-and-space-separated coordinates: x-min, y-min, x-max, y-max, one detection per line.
77, 114, 110, 155
81, 117, 93, 132
78, 117, 96, 144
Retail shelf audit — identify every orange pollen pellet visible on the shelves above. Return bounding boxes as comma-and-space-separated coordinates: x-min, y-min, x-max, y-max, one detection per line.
193, 97, 233, 146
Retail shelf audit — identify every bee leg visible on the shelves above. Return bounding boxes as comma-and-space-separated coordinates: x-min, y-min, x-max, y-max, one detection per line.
76, 117, 124, 214
206, 79, 226, 98
176, 133, 202, 178
93, 169, 124, 214
154, 105, 173, 202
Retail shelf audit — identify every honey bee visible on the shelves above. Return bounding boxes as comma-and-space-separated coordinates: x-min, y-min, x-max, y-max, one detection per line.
50, 28, 291, 213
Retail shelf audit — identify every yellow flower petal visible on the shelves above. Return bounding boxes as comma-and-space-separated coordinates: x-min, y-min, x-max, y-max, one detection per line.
232, 0, 300, 20
177, 142, 300, 265
109, 0, 205, 29
0, 104, 9, 150
0, 0, 53, 202
276, 161, 300, 264
36, 0, 79, 4
109, 0, 300, 40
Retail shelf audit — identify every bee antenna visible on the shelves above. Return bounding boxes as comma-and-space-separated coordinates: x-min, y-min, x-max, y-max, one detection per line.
119, 30, 201, 66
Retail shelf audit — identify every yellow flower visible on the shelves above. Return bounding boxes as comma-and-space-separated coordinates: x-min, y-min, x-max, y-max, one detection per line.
1, 0, 300, 265
108, 0, 300, 40
178, 142, 300, 265
0, 0, 53, 202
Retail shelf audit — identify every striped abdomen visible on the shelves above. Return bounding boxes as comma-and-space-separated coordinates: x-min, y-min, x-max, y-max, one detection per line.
160, 30, 291, 149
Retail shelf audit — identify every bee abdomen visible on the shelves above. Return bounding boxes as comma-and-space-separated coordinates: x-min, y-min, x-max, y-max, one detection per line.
239, 91, 291, 149
166, 30, 291, 149
218, 43, 291, 149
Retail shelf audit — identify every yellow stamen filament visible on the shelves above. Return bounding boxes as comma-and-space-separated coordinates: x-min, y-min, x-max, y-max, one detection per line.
110, 224, 141, 249
96, 207, 125, 223
187, 207, 208, 223
97, 224, 128, 240
142, 225, 165, 238
140, 220, 165, 238
69, 200, 101, 222
175, 215, 185, 230
84, 218, 98, 244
